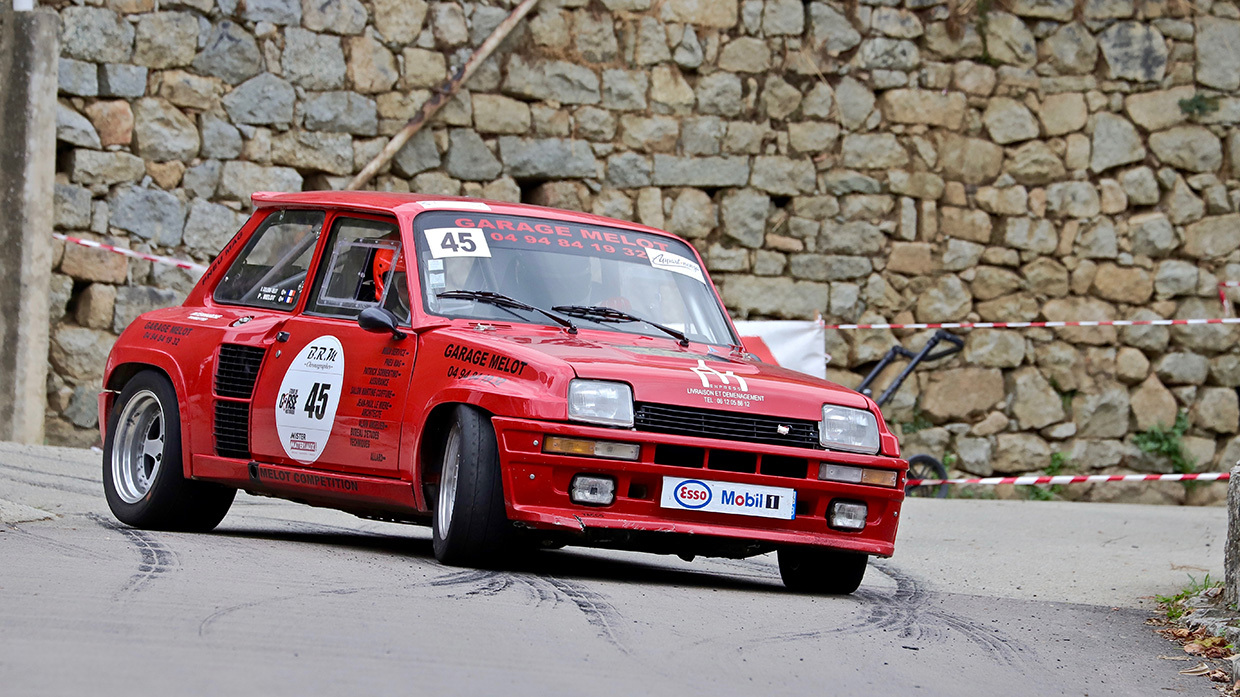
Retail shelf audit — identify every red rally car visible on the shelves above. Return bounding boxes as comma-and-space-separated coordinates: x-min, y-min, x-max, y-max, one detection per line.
99, 192, 907, 594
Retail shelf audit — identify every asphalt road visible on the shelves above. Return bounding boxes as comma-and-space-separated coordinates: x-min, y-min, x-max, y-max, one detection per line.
0, 441, 1227, 696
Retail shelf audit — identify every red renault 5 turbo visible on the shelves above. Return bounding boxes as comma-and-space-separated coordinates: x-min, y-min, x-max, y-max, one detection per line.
99, 192, 906, 594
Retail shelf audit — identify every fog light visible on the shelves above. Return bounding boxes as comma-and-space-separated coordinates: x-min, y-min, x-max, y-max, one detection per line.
570, 475, 616, 506
828, 500, 867, 531
544, 436, 640, 461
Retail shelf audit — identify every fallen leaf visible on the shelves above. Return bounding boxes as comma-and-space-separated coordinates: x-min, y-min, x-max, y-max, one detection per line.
1186, 643, 1206, 655
1158, 655, 1192, 661
1210, 670, 1229, 682
1180, 663, 1212, 676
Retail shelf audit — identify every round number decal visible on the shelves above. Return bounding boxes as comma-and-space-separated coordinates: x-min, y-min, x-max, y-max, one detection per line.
275, 335, 344, 464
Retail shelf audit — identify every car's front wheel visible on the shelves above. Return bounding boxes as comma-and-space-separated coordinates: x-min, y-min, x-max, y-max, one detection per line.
431, 405, 510, 566
777, 546, 868, 594
103, 370, 235, 531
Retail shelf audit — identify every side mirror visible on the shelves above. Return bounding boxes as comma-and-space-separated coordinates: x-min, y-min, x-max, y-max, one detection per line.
358, 306, 407, 341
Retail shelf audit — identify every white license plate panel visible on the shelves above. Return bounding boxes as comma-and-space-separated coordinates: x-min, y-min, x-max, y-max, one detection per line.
659, 476, 796, 520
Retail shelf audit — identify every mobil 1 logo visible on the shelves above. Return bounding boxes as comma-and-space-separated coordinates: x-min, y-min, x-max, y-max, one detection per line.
659, 476, 796, 520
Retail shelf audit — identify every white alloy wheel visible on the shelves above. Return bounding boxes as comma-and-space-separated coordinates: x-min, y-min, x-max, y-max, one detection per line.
111, 390, 165, 504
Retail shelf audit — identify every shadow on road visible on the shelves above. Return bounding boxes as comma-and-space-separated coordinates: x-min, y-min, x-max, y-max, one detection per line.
211, 523, 786, 594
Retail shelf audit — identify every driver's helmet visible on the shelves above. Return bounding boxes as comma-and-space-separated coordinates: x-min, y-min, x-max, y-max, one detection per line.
372, 239, 405, 301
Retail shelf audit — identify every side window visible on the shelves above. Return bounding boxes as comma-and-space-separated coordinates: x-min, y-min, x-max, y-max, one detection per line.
213, 210, 325, 311
306, 217, 410, 324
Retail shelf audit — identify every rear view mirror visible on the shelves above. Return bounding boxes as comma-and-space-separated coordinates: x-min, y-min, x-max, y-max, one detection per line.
358, 306, 407, 341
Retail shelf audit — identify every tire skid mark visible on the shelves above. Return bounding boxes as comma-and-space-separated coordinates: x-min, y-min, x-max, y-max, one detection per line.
729, 562, 1025, 667
845, 562, 1025, 666
538, 576, 631, 655
427, 568, 629, 653
88, 513, 179, 599
197, 584, 379, 637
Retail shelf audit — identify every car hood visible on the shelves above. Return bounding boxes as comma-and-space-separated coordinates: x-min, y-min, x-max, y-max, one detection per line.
444, 324, 872, 423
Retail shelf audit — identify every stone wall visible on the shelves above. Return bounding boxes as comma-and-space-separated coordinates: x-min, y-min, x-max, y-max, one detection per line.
45, 0, 1240, 502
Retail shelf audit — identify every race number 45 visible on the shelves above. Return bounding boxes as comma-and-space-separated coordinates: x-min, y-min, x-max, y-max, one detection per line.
303, 382, 331, 419
424, 227, 492, 259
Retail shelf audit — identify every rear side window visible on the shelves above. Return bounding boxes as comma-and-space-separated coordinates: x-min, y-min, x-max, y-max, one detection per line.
213, 210, 325, 311
305, 216, 410, 324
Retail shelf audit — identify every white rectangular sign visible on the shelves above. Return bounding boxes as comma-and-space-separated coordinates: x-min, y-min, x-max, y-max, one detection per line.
733, 320, 828, 379
424, 227, 492, 258
659, 476, 796, 520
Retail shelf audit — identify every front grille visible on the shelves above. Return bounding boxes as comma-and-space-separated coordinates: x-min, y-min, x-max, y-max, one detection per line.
634, 403, 820, 449
215, 344, 266, 398
214, 400, 251, 459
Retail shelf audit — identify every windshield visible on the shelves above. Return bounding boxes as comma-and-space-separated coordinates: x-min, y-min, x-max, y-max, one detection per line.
413, 211, 738, 346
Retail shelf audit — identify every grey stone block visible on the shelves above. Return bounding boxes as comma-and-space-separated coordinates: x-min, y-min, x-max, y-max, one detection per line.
97, 63, 148, 98
110, 187, 187, 247
192, 22, 261, 85
58, 58, 98, 97
222, 73, 296, 126
498, 137, 599, 179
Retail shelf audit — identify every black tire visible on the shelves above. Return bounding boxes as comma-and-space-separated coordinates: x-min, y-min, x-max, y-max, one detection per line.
777, 546, 868, 594
431, 405, 511, 566
102, 370, 235, 531
905, 454, 949, 499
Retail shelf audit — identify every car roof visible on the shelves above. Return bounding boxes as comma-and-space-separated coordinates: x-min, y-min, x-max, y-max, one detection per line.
251, 190, 682, 242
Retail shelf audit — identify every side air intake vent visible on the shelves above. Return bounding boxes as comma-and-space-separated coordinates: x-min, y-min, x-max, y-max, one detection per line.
214, 400, 251, 459
215, 345, 266, 398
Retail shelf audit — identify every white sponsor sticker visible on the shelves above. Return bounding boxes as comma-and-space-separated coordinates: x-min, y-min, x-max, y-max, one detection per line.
659, 476, 796, 520
648, 249, 705, 284
275, 335, 345, 464
419, 200, 492, 211
424, 227, 493, 259
187, 312, 223, 321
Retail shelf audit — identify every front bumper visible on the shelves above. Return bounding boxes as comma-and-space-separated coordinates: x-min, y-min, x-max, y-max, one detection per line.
492, 416, 906, 557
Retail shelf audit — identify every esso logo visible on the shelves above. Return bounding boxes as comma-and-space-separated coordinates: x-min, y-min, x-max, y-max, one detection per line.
674, 480, 712, 509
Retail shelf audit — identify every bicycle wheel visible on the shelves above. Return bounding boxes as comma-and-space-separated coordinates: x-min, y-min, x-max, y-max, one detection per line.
905, 454, 948, 499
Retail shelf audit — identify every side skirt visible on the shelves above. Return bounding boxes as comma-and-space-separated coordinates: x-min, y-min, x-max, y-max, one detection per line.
193, 455, 424, 518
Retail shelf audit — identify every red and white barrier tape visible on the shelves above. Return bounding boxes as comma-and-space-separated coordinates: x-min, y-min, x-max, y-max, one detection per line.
54, 233, 207, 273
907, 472, 1231, 487
825, 318, 1240, 330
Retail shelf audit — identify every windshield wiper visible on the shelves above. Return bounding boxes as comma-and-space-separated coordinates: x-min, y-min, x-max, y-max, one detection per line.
552, 305, 690, 347
438, 290, 577, 334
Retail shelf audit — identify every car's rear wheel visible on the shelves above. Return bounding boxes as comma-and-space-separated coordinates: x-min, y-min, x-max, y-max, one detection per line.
432, 405, 510, 566
103, 370, 235, 531
777, 546, 868, 594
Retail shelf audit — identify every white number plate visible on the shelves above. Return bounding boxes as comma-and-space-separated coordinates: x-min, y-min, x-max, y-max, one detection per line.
659, 476, 796, 520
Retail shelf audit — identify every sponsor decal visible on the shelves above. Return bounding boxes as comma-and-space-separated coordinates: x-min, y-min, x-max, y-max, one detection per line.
648, 249, 705, 284
252, 465, 360, 492
275, 335, 344, 464
188, 311, 223, 322
659, 476, 796, 520
419, 200, 491, 211
442, 342, 527, 379
672, 479, 711, 509
142, 321, 193, 346
686, 359, 764, 407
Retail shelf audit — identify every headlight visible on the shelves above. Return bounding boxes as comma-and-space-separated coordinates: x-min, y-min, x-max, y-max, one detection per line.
820, 405, 880, 454
568, 380, 634, 427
